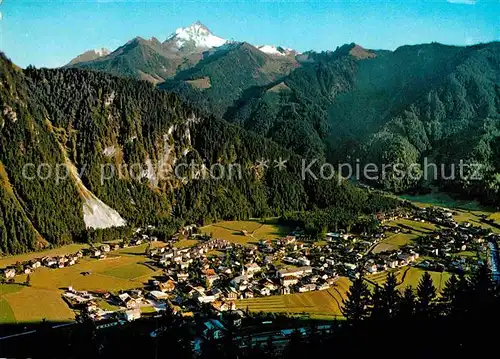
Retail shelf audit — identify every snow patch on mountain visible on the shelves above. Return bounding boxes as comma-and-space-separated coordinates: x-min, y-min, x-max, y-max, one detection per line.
167, 22, 227, 49
258, 45, 285, 56
257, 45, 297, 56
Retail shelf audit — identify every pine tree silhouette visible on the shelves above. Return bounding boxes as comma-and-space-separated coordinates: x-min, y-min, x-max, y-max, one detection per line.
342, 275, 371, 324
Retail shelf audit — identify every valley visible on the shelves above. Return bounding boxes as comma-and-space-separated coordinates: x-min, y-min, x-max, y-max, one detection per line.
0, 7, 499, 357
1, 198, 498, 328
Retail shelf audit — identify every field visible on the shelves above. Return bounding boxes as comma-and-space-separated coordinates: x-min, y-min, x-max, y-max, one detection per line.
200, 219, 292, 245
388, 218, 438, 234
400, 192, 500, 233
367, 267, 450, 293
236, 277, 351, 320
0, 244, 163, 324
101, 262, 156, 280
0, 297, 16, 324
487, 212, 500, 223
140, 306, 157, 314
452, 209, 500, 233
96, 299, 120, 312
372, 233, 418, 254
372, 217, 436, 254
4, 287, 75, 323
399, 192, 484, 211
173, 239, 200, 248
398, 267, 450, 292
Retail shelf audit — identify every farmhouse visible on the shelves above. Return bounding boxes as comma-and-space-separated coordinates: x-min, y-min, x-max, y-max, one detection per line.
278, 236, 296, 246
149, 290, 169, 300
211, 300, 236, 312
244, 262, 261, 274
281, 276, 299, 287
203, 269, 220, 286
42, 257, 57, 267
158, 280, 176, 293
298, 284, 316, 293
124, 308, 142, 321
224, 287, 239, 300
4, 268, 16, 279
118, 293, 140, 309
277, 266, 313, 278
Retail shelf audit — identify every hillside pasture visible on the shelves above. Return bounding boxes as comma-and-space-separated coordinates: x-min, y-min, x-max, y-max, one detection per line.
236, 277, 351, 319
0, 297, 16, 324
3, 287, 75, 323
367, 267, 450, 293
452, 209, 500, 233
173, 239, 200, 248
396, 267, 450, 292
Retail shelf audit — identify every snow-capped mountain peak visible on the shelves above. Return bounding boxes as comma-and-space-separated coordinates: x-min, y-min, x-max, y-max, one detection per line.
167, 21, 227, 49
257, 45, 297, 56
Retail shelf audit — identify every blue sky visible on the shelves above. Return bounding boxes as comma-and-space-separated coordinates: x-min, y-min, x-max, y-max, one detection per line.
0, 0, 498, 68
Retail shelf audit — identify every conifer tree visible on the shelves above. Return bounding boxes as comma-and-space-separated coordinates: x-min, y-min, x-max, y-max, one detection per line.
399, 285, 416, 319
342, 276, 371, 324
451, 272, 471, 317
382, 271, 400, 318
416, 271, 437, 317
440, 273, 458, 314
370, 285, 385, 321
470, 262, 495, 301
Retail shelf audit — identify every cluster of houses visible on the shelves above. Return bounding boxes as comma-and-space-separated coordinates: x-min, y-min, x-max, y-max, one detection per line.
376, 205, 491, 273
1, 239, 150, 281
63, 287, 148, 323
2, 251, 84, 280
4, 207, 495, 330
142, 235, 345, 311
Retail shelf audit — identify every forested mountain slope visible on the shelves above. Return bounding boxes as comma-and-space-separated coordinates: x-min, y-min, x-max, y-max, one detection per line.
160, 42, 298, 118
0, 53, 395, 255
68, 32, 500, 203
68, 37, 184, 84
203, 42, 500, 201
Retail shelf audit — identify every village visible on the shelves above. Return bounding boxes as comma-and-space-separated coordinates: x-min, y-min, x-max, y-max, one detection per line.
1, 203, 497, 334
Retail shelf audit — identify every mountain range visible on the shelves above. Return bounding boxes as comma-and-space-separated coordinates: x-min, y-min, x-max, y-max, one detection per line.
0, 50, 394, 255
67, 22, 298, 84
1, 22, 499, 255
68, 23, 500, 203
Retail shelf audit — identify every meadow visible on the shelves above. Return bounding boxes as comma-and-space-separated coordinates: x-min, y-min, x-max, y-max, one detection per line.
399, 192, 484, 211
367, 267, 451, 293
400, 192, 500, 233
389, 218, 438, 234
200, 219, 292, 245
173, 239, 200, 248
236, 277, 351, 320
372, 233, 418, 254
0, 244, 162, 324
